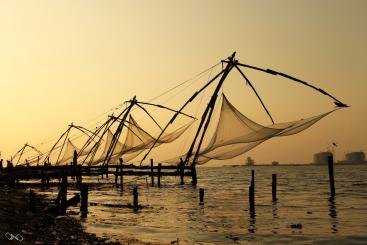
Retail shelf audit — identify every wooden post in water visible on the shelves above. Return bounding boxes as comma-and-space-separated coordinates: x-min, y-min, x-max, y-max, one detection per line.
60, 175, 68, 215
272, 174, 277, 201
328, 155, 336, 196
249, 170, 255, 212
180, 158, 185, 185
29, 189, 36, 213
158, 163, 162, 187
199, 188, 204, 205
150, 159, 154, 187
0, 159, 3, 172
80, 184, 88, 218
133, 186, 138, 211
119, 158, 123, 189
106, 164, 109, 179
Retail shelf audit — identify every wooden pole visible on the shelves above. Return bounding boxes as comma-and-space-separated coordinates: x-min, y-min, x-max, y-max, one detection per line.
133, 186, 138, 211
60, 175, 68, 215
150, 159, 154, 187
120, 162, 123, 189
249, 170, 255, 212
29, 189, 36, 213
328, 155, 336, 196
180, 158, 184, 185
158, 163, 162, 187
106, 163, 109, 179
80, 184, 89, 218
118, 158, 124, 188
199, 188, 204, 205
272, 174, 277, 201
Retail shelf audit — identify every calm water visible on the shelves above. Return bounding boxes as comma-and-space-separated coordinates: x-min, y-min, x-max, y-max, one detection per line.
39, 164, 367, 244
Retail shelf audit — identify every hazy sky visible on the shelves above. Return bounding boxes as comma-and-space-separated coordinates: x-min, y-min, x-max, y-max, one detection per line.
0, 0, 366, 165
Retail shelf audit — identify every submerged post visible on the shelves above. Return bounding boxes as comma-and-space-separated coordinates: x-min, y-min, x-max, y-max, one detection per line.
328, 155, 335, 196
249, 170, 255, 212
199, 188, 204, 205
29, 189, 36, 213
272, 174, 277, 201
80, 184, 89, 218
133, 186, 138, 211
158, 163, 162, 187
150, 159, 154, 187
60, 175, 68, 215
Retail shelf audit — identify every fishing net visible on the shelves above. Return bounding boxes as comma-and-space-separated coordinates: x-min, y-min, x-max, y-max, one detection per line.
194, 94, 337, 164
58, 139, 95, 165
86, 115, 194, 165
164, 94, 337, 165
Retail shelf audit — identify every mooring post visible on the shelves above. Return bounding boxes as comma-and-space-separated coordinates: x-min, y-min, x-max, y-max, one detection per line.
60, 175, 68, 215
106, 163, 109, 179
29, 189, 36, 213
158, 163, 162, 187
272, 174, 277, 201
199, 188, 204, 205
133, 186, 138, 211
180, 158, 185, 185
150, 159, 154, 187
191, 164, 197, 186
328, 155, 336, 196
249, 170, 255, 212
80, 184, 89, 218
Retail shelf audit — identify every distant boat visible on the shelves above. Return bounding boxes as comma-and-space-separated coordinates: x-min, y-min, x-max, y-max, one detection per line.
272, 161, 279, 166
246, 157, 255, 166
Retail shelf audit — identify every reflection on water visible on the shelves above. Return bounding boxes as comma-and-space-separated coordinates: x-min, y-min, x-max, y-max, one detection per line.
248, 209, 256, 233
34, 164, 367, 244
272, 200, 278, 219
328, 196, 338, 234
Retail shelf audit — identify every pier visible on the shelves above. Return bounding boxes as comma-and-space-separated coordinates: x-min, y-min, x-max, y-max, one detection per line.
0, 162, 193, 184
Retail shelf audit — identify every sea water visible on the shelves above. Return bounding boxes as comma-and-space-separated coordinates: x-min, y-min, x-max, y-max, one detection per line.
39, 164, 367, 244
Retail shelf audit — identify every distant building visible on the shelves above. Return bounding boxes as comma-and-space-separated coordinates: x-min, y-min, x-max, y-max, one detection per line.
313, 152, 333, 164
272, 161, 279, 166
345, 151, 365, 163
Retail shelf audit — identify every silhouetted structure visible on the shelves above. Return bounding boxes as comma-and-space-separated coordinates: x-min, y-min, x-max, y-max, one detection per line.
346, 151, 365, 163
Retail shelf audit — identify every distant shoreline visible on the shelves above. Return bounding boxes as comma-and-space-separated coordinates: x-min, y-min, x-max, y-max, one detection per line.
200, 162, 367, 168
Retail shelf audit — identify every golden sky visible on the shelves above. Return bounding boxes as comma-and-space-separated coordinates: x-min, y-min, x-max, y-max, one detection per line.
0, 0, 366, 164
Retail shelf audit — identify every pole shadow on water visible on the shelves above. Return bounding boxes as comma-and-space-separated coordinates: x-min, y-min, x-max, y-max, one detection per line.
328, 195, 338, 234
